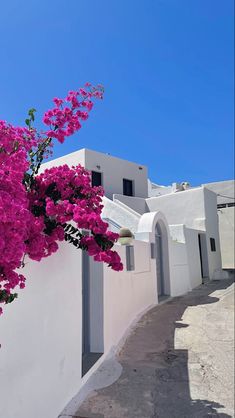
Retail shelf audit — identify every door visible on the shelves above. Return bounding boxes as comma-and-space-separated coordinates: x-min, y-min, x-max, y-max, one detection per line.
82, 251, 104, 375
156, 228, 164, 296
198, 234, 209, 279
82, 250, 90, 355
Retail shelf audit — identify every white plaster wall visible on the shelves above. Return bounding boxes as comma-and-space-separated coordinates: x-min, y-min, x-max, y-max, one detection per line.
218, 207, 235, 268
184, 228, 202, 289
148, 183, 172, 198
203, 188, 222, 278
203, 180, 234, 204
169, 240, 191, 297
101, 196, 140, 233
84, 149, 148, 199
103, 242, 156, 351
203, 181, 234, 269
88, 258, 104, 353
146, 187, 222, 279
146, 187, 206, 229
0, 239, 156, 418
40, 148, 86, 171
42, 148, 148, 199
168, 225, 191, 296
168, 225, 202, 295
0, 242, 83, 418
113, 194, 148, 215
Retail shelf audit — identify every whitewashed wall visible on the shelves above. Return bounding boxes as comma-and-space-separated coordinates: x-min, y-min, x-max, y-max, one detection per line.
218, 207, 235, 268
42, 148, 148, 199
0, 242, 83, 418
203, 188, 222, 278
103, 241, 156, 351
146, 187, 222, 279
184, 227, 203, 289
146, 187, 205, 228
113, 194, 147, 215
0, 239, 156, 418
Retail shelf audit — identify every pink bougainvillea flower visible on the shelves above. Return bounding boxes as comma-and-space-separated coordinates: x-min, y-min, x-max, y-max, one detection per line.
0, 83, 123, 315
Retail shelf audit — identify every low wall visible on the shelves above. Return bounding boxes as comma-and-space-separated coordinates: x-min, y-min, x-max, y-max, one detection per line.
113, 194, 148, 215
104, 242, 156, 351
169, 225, 202, 296
0, 242, 83, 418
0, 239, 156, 418
218, 207, 235, 269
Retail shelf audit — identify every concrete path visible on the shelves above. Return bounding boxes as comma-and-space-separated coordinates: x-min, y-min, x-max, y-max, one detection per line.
76, 279, 234, 418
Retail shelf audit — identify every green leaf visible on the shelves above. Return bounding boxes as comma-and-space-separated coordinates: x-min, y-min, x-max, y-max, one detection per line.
25, 119, 30, 127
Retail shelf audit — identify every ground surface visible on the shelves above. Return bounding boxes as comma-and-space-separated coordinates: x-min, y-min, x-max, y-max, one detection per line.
72, 279, 234, 418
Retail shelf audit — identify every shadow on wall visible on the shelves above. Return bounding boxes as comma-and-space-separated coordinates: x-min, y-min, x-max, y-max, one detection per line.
76, 279, 233, 418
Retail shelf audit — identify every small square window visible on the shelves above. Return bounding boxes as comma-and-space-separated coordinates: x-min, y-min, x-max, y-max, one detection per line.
123, 179, 134, 196
210, 238, 216, 252
92, 171, 102, 187
126, 245, 135, 271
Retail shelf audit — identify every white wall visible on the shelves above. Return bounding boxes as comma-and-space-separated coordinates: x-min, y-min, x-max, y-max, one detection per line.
84, 149, 148, 199
146, 187, 222, 279
0, 239, 156, 418
113, 194, 148, 215
101, 196, 140, 234
218, 207, 235, 268
146, 187, 206, 229
168, 225, 202, 296
203, 188, 222, 278
42, 148, 148, 199
103, 241, 156, 351
203, 180, 234, 269
203, 180, 234, 205
0, 242, 83, 418
184, 228, 203, 289
41, 148, 86, 171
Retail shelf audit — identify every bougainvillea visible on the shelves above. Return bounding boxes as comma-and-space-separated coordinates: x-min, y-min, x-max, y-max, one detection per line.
0, 84, 123, 315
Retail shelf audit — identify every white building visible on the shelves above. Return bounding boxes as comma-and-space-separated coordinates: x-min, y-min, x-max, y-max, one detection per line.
202, 180, 235, 270
0, 149, 226, 418
148, 178, 235, 271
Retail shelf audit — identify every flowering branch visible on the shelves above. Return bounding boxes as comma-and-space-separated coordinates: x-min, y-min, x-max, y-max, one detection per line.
0, 83, 123, 315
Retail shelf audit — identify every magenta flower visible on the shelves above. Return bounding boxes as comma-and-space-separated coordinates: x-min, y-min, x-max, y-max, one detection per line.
0, 83, 122, 315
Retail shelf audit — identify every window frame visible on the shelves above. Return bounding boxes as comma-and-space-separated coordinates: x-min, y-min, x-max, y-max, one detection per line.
91, 171, 102, 187
126, 245, 135, 271
210, 237, 216, 252
123, 178, 134, 197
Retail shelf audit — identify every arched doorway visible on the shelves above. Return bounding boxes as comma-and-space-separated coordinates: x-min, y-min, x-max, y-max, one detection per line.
155, 221, 170, 298
137, 211, 171, 300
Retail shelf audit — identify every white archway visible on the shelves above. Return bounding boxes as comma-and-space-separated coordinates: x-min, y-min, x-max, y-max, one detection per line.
138, 211, 171, 299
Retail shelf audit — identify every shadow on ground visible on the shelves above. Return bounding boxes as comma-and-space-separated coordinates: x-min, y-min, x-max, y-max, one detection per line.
76, 279, 234, 418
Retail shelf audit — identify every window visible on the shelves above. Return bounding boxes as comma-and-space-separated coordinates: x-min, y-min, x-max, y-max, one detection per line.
126, 245, 135, 271
210, 238, 216, 252
91, 171, 102, 187
217, 202, 235, 209
151, 243, 156, 259
123, 179, 134, 196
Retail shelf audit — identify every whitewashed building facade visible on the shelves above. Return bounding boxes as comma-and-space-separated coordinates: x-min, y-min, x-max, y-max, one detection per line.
0, 149, 228, 418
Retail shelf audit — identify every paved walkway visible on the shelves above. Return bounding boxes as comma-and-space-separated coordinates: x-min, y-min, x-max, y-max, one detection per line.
76, 279, 234, 418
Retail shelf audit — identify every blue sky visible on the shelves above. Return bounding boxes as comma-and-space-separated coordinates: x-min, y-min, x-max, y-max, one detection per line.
0, 0, 234, 185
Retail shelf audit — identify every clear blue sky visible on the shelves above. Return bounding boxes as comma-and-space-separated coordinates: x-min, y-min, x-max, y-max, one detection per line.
0, 0, 234, 185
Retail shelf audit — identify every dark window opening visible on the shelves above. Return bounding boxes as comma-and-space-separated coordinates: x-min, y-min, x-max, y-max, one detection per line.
123, 179, 134, 196
210, 238, 216, 252
91, 171, 102, 187
217, 202, 235, 209
126, 246, 135, 271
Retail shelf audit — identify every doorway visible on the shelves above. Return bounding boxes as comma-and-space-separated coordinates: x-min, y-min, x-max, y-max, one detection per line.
198, 234, 209, 280
82, 251, 104, 376
155, 222, 170, 299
